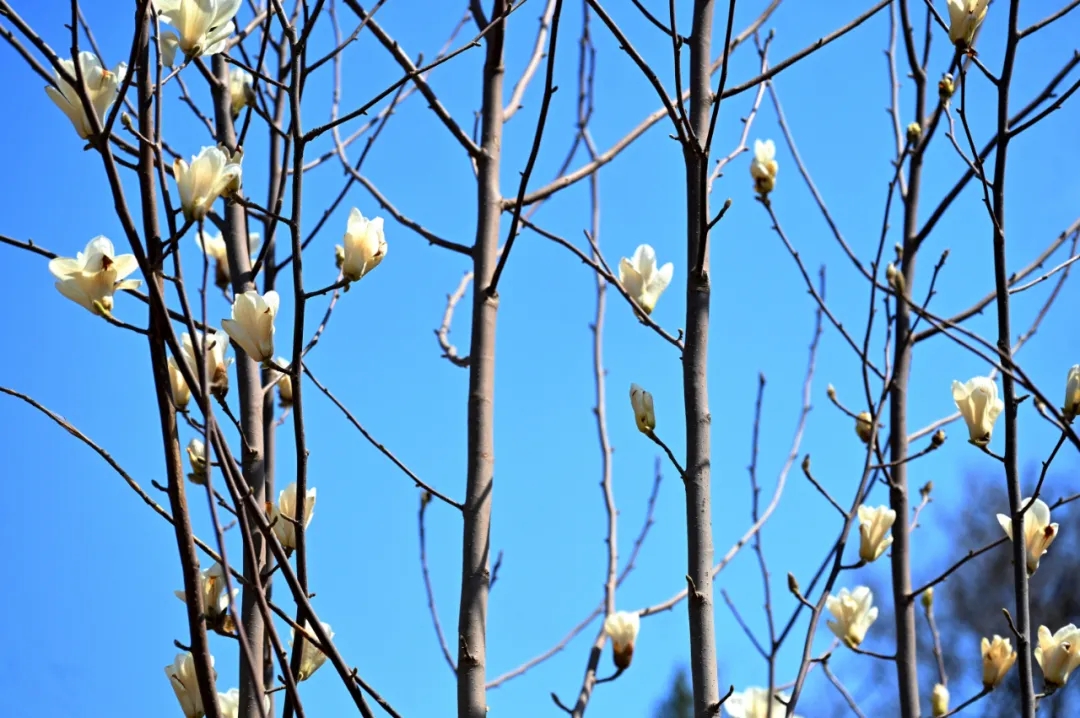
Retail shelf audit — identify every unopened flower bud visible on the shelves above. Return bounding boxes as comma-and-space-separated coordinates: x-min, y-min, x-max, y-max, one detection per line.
886, 263, 906, 295
787, 572, 801, 597
931, 683, 949, 716
921, 587, 934, 609
906, 122, 922, 144
827, 384, 837, 402
629, 384, 655, 434
603, 611, 641, 669
855, 412, 874, 444
932, 429, 946, 447
939, 73, 955, 104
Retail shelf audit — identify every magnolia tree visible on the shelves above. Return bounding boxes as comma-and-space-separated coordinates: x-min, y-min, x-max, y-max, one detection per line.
2, 0, 1080, 717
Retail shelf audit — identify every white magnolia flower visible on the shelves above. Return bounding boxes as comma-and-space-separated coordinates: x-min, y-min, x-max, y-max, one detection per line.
181, 330, 233, 397
629, 383, 655, 434
174, 145, 243, 222
724, 686, 800, 718
291, 621, 333, 681
217, 689, 239, 718
228, 67, 253, 117
996, 497, 1058, 575
45, 51, 126, 139
750, 139, 778, 195
1064, 365, 1080, 421
338, 208, 387, 282
273, 357, 294, 407
1036, 624, 1080, 688
951, 376, 1004, 446
48, 236, 141, 317
857, 505, 896, 563
186, 438, 208, 484
946, 0, 989, 48
618, 244, 673, 314
221, 290, 280, 362
603, 611, 640, 669
196, 229, 261, 289
165, 652, 214, 718
174, 562, 236, 621
931, 683, 949, 716
271, 481, 316, 550
982, 634, 1017, 689
157, 0, 241, 67
168, 356, 192, 409
825, 586, 878, 649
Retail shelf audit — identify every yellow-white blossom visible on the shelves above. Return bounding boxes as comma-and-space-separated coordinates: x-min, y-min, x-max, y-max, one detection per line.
271, 481, 316, 551
1064, 365, 1080, 421
825, 586, 878, 649
157, 0, 241, 67
619, 244, 673, 315
221, 290, 280, 363
981, 634, 1017, 689
48, 236, 141, 317
996, 497, 1058, 575
603, 611, 640, 669
931, 683, 949, 716
338, 208, 387, 283
165, 652, 214, 718
168, 356, 192, 409
857, 504, 896, 563
273, 357, 294, 407
45, 51, 126, 140
855, 411, 874, 444
1036, 624, 1080, 688
750, 139, 778, 195
629, 384, 655, 434
951, 376, 1004, 446
946, 0, 989, 48
228, 67, 253, 117
291, 621, 333, 681
174, 562, 236, 622
186, 438, 208, 484
182, 330, 232, 397
174, 145, 243, 222
216, 689, 268, 718
723, 687, 801, 718
195, 229, 260, 289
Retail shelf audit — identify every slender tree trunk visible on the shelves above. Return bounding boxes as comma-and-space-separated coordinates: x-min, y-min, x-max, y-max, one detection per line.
683, 2, 721, 715
457, 3, 505, 716
211, 54, 268, 718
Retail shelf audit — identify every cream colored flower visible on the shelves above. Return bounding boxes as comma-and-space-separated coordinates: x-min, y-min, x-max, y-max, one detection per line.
338, 208, 387, 282
951, 376, 1004, 446
291, 621, 333, 681
946, 0, 989, 48
45, 51, 126, 139
723, 686, 800, 718
629, 384, 655, 434
1063, 365, 1080, 421
603, 611, 640, 669
217, 689, 239, 718
854, 412, 874, 444
273, 357, 294, 407
618, 244, 674, 314
181, 330, 232, 397
174, 562, 236, 621
931, 683, 949, 716
825, 586, 878, 649
221, 290, 279, 363
157, 0, 241, 67
48, 236, 141, 317
174, 145, 243, 222
186, 438, 208, 484
228, 67, 253, 117
271, 481, 316, 551
168, 356, 192, 409
996, 497, 1058, 575
981, 634, 1017, 689
165, 652, 214, 718
1036, 624, 1080, 688
857, 505, 896, 563
196, 229, 260, 289
750, 139, 778, 195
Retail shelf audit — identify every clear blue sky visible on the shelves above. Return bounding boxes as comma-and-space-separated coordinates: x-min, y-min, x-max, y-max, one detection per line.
1, 1, 1078, 716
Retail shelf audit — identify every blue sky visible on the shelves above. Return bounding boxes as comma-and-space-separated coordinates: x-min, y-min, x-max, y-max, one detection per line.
1, 1, 1078, 716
